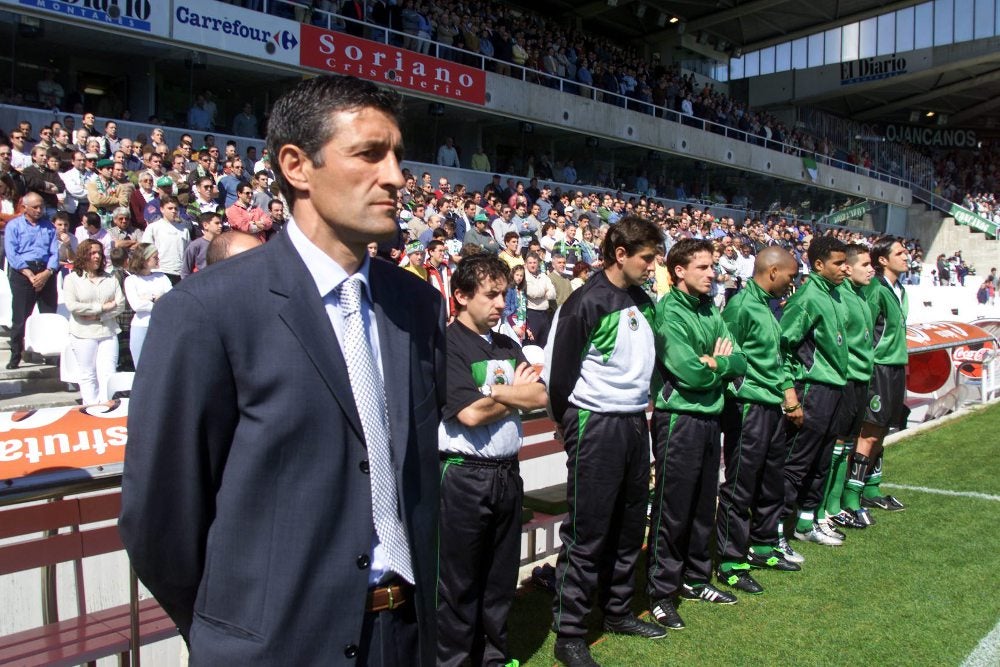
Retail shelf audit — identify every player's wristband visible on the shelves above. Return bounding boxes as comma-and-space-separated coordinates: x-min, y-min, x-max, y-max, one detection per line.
782, 403, 801, 414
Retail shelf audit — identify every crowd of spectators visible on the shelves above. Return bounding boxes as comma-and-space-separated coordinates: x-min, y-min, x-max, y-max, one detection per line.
933, 143, 1000, 224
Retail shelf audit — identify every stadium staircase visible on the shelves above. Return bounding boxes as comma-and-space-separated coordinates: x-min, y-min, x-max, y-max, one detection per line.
907, 203, 1000, 275
0, 335, 78, 412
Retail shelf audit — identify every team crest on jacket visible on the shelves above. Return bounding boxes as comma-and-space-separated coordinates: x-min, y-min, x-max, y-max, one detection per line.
627, 309, 639, 331
493, 366, 508, 384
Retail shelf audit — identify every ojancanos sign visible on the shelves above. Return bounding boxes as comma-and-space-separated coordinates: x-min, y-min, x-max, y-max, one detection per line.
950, 204, 998, 238
884, 124, 978, 149
300, 24, 486, 105
8, 0, 169, 35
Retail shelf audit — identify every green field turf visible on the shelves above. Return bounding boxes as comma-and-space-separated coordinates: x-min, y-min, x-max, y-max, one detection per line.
509, 404, 1000, 666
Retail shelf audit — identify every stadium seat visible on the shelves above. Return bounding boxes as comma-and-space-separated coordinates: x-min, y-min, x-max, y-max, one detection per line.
24, 312, 69, 358
105, 372, 135, 401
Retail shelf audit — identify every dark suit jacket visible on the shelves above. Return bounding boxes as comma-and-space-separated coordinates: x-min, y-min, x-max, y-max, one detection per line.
119, 231, 445, 665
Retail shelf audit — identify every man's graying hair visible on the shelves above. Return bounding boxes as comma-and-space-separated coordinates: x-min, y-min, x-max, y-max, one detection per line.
266, 75, 404, 205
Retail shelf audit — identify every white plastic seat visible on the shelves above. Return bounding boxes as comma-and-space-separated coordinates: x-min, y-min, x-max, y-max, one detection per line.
105, 371, 135, 400
24, 312, 70, 358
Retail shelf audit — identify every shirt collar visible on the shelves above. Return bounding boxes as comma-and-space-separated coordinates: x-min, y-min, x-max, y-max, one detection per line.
286, 218, 372, 300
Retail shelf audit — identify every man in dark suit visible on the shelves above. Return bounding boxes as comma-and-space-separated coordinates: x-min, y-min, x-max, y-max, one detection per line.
119, 75, 445, 666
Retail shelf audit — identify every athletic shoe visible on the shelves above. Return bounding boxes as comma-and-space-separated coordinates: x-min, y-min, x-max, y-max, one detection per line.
679, 582, 738, 604
776, 537, 805, 563
830, 510, 867, 529
554, 638, 601, 667
817, 520, 846, 541
862, 495, 906, 511
717, 568, 763, 594
603, 614, 667, 639
793, 525, 843, 546
649, 598, 685, 630
851, 507, 876, 527
747, 550, 801, 571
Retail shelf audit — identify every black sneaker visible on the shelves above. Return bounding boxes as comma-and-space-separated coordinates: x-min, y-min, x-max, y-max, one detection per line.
747, 550, 801, 572
717, 568, 763, 594
862, 495, 906, 511
851, 507, 876, 527
603, 614, 667, 639
649, 598, 685, 630
554, 638, 600, 667
679, 582, 738, 604
830, 510, 867, 530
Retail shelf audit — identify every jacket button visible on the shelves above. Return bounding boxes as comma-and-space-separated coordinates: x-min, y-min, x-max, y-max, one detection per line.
344, 644, 358, 659
359, 460, 370, 474
356, 554, 370, 569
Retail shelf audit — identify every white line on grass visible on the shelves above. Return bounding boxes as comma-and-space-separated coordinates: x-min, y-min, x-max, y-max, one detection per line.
881, 483, 1000, 502
962, 617, 1000, 667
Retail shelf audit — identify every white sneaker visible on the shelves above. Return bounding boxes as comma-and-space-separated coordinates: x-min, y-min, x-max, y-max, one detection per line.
793, 525, 843, 546
776, 537, 805, 563
816, 520, 846, 541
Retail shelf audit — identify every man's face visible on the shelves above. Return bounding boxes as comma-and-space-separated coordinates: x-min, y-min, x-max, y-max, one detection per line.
112, 164, 126, 181
173, 156, 186, 172
505, 236, 519, 253
849, 252, 874, 287
161, 202, 178, 222
19, 122, 30, 137
428, 244, 445, 265
71, 153, 85, 171
84, 113, 95, 127
238, 185, 253, 204
565, 225, 577, 240
405, 177, 415, 190
54, 218, 68, 234
23, 197, 44, 222
225, 145, 237, 158
526, 255, 539, 274
290, 107, 404, 245
458, 275, 508, 332
46, 156, 60, 171
881, 241, 909, 275
232, 159, 243, 174
531, 205, 540, 218
270, 201, 285, 220
138, 173, 154, 190
438, 179, 449, 191
816, 251, 848, 284
413, 205, 426, 220
55, 129, 69, 146
516, 205, 526, 218
105, 122, 117, 138
620, 244, 658, 287
113, 214, 129, 230
197, 180, 214, 199
9, 132, 24, 149
674, 249, 715, 295
38, 128, 52, 144
203, 216, 223, 235
0, 146, 9, 171
552, 257, 566, 273
464, 203, 476, 218
152, 129, 164, 143
148, 155, 162, 172
120, 139, 133, 154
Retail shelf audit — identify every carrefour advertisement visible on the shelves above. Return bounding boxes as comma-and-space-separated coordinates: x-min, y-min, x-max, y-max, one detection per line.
171, 0, 301, 66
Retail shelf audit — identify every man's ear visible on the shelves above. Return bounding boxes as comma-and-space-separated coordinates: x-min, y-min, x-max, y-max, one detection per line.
276, 145, 310, 197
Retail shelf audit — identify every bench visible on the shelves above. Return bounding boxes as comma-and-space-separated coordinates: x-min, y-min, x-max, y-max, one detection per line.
0, 491, 177, 666
519, 415, 570, 565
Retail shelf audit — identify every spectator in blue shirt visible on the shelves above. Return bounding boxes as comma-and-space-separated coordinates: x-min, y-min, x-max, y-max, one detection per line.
4, 192, 60, 369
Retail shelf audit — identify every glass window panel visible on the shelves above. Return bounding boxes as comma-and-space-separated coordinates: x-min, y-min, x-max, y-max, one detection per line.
877, 14, 896, 55
915, 2, 934, 47
730, 56, 744, 80
826, 26, 843, 63
859, 17, 877, 57
776, 41, 791, 71
841, 23, 859, 61
745, 50, 760, 77
808, 33, 825, 66
760, 46, 775, 74
954, 0, 974, 40
792, 37, 808, 68
935, 0, 954, 45
975, 0, 994, 37
716, 64, 728, 82
896, 7, 915, 51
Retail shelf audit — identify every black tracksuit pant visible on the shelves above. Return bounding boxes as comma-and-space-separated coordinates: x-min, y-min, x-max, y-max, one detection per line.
715, 401, 788, 566
551, 409, 650, 639
647, 411, 720, 600
437, 455, 522, 667
8, 266, 58, 361
781, 381, 843, 525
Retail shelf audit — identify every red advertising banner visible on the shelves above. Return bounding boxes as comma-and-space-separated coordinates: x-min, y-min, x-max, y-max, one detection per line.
299, 24, 487, 105
0, 401, 128, 482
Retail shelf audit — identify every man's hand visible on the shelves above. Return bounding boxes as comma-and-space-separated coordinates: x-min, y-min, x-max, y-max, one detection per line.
783, 386, 804, 427
699, 337, 733, 370
511, 361, 539, 386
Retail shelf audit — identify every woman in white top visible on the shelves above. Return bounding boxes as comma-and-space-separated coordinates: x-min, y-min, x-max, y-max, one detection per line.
63, 239, 125, 405
124, 243, 172, 367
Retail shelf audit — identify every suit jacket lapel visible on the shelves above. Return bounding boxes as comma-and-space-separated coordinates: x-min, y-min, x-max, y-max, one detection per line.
371, 261, 411, 470
268, 233, 365, 440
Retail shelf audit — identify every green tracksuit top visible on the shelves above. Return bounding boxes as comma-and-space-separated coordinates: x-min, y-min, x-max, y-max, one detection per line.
652, 286, 747, 415
722, 279, 793, 406
837, 280, 876, 382
865, 275, 909, 367
780, 273, 849, 387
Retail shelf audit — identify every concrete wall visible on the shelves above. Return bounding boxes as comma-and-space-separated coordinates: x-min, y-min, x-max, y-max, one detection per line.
481, 74, 912, 207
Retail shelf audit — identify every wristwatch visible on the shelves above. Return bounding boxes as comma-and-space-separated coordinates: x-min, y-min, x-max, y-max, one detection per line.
479, 384, 493, 397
